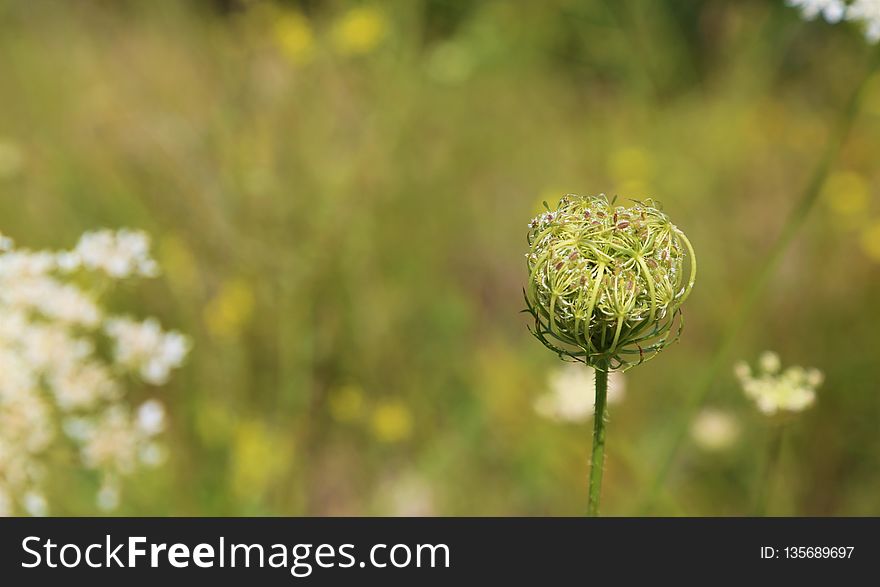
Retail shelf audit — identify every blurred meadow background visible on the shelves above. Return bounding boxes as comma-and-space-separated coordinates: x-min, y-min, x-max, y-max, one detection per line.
1, 0, 880, 516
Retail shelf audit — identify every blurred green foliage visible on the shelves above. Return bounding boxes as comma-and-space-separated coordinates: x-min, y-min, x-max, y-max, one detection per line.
1, 0, 879, 515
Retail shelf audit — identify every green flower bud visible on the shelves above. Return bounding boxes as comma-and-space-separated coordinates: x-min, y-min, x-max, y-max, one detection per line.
524, 193, 696, 370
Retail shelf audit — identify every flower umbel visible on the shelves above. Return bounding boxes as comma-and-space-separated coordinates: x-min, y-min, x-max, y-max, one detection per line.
0, 229, 188, 515
734, 351, 823, 416
524, 194, 696, 370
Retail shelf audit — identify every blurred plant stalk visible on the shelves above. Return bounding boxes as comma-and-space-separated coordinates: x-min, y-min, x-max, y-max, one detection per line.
639, 45, 880, 514
754, 424, 786, 516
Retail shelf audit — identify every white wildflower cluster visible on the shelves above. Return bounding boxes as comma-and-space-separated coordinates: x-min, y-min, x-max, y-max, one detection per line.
534, 362, 626, 423
786, 0, 847, 22
734, 351, 824, 416
0, 229, 188, 516
786, 0, 880, 43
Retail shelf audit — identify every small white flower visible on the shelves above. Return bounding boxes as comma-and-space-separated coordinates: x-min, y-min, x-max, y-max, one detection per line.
96, 481, 120, 511
105, 318, 190, 385
534, 363, 626, 423
136, 400, 166, 436
759, 351, 781, 375
733, 361, 751, 382
138, 442, 166, 467
23, 492, 48, 517
55, 252, 80, 272
691, 409, 741, 452
806, 367, 824, 387
380, 474, 436, 517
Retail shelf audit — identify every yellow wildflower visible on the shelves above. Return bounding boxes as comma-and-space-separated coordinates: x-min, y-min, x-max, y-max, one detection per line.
158, 234, 199, 294
822, 171, 869, 217
331, 7, 387, 56
274, 11, 315, 65
860, 219, 880, 262
231, 420, 290, 499
204, 278, 256, 340
371, 400, 412, 443
328, 384, 365, 422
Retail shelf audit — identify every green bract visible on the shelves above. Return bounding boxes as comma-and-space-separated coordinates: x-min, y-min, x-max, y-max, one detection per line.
524, 194, 696, 370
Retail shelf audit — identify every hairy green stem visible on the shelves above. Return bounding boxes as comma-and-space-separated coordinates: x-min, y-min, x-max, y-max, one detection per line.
638, 46, 880, 515
588, 360, 609, 516
754, 425, 785, 517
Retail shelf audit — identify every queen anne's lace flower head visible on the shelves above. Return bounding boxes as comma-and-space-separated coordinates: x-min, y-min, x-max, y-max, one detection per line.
524, 194, 696, 370
0, 229, 188, 515
735, 351, 824, 416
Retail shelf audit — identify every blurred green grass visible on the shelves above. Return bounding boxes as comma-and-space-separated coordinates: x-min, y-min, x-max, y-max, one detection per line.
1, 0, 880, 515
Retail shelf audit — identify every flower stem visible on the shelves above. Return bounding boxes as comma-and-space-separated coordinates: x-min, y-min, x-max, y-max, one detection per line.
754, 425, 785, 517
588, 360, 609, 517
638, 45, 880, 515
